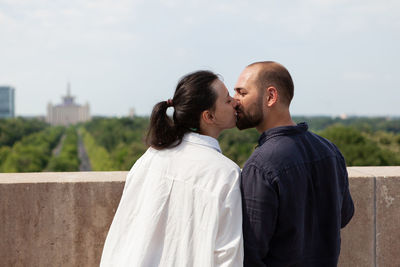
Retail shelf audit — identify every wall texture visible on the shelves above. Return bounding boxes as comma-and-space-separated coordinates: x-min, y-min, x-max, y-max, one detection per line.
0, 172, 125, 267
338, 167, 400, 267
0, 167, 399, 267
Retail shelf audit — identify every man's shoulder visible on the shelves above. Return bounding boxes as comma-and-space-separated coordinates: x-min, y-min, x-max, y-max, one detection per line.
248, 134, 297, 166
245, 129, 343, 172
243, 141, 281, 178
306, 130, 344, 157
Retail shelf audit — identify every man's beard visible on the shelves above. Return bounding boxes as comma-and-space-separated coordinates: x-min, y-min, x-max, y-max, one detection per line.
236, 100, 263, 130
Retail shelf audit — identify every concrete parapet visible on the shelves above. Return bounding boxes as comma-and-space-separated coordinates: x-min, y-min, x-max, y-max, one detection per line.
338, 167, 400, 267
0, 167, 399, 266
338, 169, 375, 267
0, 172, 126, 267
376, 171, 400, 267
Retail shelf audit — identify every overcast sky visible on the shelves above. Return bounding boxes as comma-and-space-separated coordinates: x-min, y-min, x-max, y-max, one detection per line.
0, 0, 399, 117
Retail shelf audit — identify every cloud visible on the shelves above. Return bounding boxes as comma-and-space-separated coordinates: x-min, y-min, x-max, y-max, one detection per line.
0, 0, 141, 52
236, 0, 400, 40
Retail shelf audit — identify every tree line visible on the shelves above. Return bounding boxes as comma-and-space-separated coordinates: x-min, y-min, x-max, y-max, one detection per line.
0, 116, 399, 172
0, 125, 63, 172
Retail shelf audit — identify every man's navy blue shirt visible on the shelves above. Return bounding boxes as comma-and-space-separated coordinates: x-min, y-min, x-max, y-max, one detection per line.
241, 122, 354, 267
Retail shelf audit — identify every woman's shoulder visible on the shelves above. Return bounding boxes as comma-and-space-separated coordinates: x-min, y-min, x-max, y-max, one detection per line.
215, 152, 241, 172
189, 143, 240, 172
198, 151, 241, 184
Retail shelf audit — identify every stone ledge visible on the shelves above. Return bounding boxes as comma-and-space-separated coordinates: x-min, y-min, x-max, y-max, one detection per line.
0, 171, 128, 184
348, 166, 400, 178
0, 167, 399, 266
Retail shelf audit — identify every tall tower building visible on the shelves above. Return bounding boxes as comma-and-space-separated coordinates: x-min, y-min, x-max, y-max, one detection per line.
46, 83, 91, 126
0, 86, 15, 118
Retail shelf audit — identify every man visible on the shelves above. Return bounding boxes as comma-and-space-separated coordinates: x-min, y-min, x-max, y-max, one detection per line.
234, 61, 354, 267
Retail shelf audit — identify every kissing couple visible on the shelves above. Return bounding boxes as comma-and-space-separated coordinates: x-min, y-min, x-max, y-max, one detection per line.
100, 61, 354, 267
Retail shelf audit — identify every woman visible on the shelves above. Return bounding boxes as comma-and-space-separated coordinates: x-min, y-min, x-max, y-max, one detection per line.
100, 71, 243, 267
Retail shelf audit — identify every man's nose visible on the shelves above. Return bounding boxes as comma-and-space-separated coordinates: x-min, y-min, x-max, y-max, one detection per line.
232, 98, 240, 108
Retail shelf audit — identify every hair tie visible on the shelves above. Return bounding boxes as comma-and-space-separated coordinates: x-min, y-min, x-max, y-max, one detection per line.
166, 99, 173, 107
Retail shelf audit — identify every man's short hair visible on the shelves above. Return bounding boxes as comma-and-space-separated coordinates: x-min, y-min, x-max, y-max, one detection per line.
248, 61, 294, 106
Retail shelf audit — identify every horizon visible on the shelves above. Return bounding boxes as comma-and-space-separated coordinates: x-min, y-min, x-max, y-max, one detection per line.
12, 112, 400, 120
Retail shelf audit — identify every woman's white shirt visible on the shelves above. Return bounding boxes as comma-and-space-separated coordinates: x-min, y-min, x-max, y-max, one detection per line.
100, 132, 243, 267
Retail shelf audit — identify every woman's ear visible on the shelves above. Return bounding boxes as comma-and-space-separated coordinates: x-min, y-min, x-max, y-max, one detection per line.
201, 110, 215, 125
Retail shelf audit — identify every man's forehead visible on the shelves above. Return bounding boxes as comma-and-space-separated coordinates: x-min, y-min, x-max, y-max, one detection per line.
236, 67, 257, 86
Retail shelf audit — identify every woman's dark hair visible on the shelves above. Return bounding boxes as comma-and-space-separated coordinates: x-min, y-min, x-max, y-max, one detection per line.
146, 70, 219, 149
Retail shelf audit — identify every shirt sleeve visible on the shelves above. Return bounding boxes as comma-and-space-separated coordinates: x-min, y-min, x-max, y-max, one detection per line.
241, 164, 279, 267
214, 170, 244, 267
341, 166, 355, 228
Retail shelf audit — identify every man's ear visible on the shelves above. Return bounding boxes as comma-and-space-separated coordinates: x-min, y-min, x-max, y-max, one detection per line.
201, 110, 215, 125
265, 86, 278, 107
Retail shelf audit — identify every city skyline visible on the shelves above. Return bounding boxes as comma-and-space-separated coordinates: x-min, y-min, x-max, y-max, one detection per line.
1, 0, 399, 117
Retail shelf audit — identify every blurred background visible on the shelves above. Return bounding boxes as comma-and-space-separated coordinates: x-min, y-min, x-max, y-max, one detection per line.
1, 0, 399, 172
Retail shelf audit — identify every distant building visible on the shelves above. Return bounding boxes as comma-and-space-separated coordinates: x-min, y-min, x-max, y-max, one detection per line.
46, 83, 90, 126
128, 107, 135, 118
0, 86, 15, 118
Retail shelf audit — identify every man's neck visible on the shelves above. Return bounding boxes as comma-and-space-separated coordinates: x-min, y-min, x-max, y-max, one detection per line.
256, 109, 296, 133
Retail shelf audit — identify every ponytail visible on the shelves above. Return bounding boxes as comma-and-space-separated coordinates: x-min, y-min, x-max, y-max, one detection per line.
146, 101, 185, 149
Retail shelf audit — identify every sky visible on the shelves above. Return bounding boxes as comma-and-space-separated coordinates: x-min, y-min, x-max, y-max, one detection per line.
0, 0, 399, 117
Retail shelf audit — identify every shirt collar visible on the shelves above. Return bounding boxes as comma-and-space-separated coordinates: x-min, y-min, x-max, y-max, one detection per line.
258, 122, 309, 146
182, 132, 222, 153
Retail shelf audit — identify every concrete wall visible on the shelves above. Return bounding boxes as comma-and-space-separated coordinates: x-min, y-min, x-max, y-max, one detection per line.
339, 167, 400, 267
0, 172, 125, 267
0, 167, 399, 266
